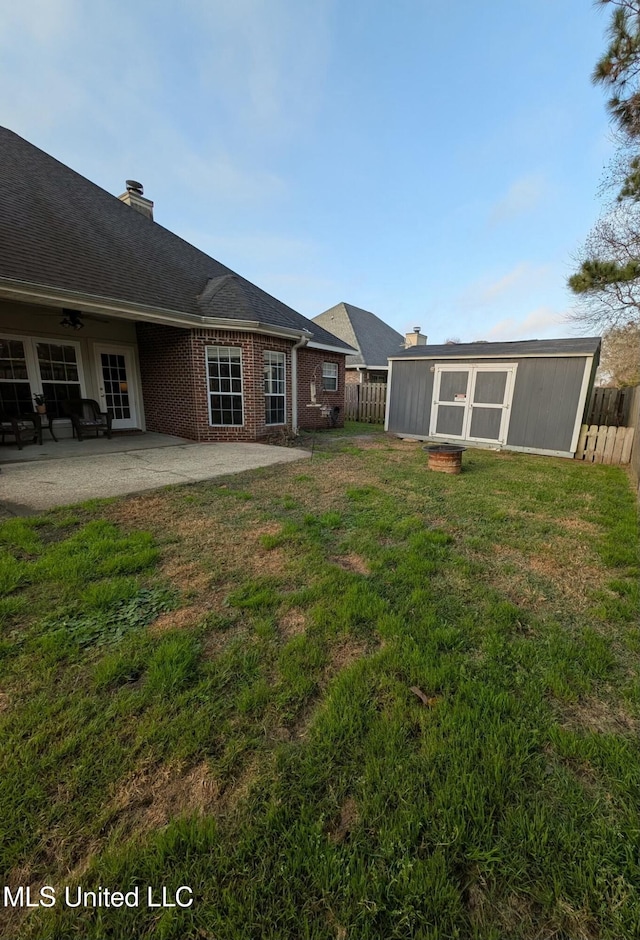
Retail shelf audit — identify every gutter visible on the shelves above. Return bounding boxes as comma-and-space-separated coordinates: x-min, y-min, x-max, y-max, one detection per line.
291, 335, 309, 432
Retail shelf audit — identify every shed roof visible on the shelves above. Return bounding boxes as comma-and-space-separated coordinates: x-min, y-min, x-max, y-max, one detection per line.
312, 302, 405, 367
389, 337, 601, 360
0, 127, 353, 351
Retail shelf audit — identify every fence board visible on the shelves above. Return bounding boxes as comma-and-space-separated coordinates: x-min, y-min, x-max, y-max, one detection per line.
611, 428, 626, 464
345, 383, 387, 423
603, 425, 618, 465
587, 387, 634, 426
620, 426, 635, 464
575, 424, 634, 464
594, 428, 607, 462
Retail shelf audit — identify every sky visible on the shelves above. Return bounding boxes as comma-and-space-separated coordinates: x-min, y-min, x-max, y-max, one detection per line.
0, 0, 615, 343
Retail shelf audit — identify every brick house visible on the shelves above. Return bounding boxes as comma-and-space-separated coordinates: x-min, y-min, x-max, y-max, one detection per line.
0, 128, 354, 442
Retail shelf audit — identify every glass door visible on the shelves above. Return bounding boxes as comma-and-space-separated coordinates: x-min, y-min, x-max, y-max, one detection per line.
94, 345, 139, 430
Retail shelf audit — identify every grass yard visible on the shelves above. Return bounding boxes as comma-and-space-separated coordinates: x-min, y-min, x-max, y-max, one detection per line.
0, 431, 638, 939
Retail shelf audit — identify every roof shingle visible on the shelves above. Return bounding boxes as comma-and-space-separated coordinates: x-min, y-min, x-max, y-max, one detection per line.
312, 302, 405, 367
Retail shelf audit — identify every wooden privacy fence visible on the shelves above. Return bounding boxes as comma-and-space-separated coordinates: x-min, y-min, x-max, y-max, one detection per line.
345, 383, 387, 423
587, 386, 635, 426
575, 424, 635, 464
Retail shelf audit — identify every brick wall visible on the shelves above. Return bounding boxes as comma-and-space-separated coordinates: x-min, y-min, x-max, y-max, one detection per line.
137, 323, 303, 441
136, 323, 199, 438
345, 369, 361, 385
297, 347, 346, 430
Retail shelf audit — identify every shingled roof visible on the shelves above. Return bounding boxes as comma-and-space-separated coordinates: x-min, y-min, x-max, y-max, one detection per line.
312, 302, 405, 368
389, 337, 601, 359
0, 127, 352, 351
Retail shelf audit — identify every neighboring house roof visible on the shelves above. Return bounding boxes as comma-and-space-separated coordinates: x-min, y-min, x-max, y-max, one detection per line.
0, 127, 353, 352
312, 302, 405, 368
389, 338, 601, 360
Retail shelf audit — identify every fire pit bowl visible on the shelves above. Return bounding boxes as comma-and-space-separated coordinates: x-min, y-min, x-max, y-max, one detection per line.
423, 444, 466, 475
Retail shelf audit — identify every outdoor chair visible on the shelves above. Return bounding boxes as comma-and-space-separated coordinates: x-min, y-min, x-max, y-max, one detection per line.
61, 399, 112, 441
0, 412, 42, 450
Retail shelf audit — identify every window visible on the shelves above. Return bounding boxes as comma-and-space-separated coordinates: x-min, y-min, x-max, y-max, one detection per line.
0, 335, 84, 418
264, 351, 286, 425
0, 338, 32, 416
322, 361, 338, 391
206, 346, 243, 426
36, 342, 82, 418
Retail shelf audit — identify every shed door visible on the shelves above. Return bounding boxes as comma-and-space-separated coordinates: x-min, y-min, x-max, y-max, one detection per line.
430, 364, 517, 444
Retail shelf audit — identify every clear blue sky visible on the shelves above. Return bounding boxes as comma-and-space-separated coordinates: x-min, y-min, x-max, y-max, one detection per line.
1, 0, 613, 342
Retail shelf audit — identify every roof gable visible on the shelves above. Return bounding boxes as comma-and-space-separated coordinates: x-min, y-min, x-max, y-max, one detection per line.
313, 302, 405, 367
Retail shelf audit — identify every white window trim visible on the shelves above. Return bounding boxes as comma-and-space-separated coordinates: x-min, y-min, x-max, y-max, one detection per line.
206, 345, 245, 428
322, 361, 339, 392
0, 332, 87, 407
264, 350, 286, 426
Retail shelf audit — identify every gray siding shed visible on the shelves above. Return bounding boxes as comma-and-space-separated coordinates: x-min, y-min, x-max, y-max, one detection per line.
386, 338, 600, 458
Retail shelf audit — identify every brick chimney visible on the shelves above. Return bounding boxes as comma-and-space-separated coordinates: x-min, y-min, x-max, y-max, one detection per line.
118, 180, 154, 220
405, 327, 427, 347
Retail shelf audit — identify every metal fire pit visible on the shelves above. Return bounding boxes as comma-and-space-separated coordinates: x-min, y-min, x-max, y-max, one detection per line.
424, 444, 466, 474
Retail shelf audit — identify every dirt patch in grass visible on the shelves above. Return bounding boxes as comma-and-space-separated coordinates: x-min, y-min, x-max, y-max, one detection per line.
107, 493, 185, 532
561, 696, 639, 735
556, 517, 600, 535
279, 608, 306, 638
148, 605, 204, 634
160, 557, 212, 593
201, 619, 250, 659
332, 553, 370, 575
327, 637, 370, 673
485, 541, 608, 611
110, 761, 220, 834
327, 796, 359, 844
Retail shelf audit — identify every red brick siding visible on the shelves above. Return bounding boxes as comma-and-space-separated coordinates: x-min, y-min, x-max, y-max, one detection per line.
297, 347, 346, 430
136, 323, 199, 438
137, 323, 303, 441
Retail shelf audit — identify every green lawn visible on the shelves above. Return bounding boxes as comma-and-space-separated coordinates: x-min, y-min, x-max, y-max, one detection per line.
0, 435, 638, 939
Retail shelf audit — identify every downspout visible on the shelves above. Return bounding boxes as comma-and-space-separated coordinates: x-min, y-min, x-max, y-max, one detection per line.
291, 334, 309, 432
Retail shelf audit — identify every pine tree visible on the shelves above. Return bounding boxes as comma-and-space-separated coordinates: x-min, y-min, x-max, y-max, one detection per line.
569, 2, 640, 326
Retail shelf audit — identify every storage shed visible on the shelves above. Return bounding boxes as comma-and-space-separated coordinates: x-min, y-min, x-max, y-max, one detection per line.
385, 337, 601, 458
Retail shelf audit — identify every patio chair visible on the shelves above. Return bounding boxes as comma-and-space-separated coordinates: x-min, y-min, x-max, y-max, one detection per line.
0, 412, 43, 450
61, 399, 112, 441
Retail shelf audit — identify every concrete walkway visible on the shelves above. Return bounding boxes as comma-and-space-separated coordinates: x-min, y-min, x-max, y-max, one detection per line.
0, 440, 311, 516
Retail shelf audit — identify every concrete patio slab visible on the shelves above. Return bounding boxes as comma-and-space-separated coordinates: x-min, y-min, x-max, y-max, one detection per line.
0, 442, 311, 516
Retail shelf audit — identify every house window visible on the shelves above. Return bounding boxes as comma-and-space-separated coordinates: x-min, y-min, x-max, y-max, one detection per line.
322, 361, 338, 391
0, 338, 32, 416
36, 342, 82, 418
322, 362, 338, 392
0, 335, 85, 418
206, 346, 244, 426
264, 351, 286, 425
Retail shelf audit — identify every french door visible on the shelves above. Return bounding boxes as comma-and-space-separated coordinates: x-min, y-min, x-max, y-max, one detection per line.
94, 345, 140, 430
429, 364, 517, 445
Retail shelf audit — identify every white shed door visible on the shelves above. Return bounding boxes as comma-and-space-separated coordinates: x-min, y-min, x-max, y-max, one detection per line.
430, 364, 517, 444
